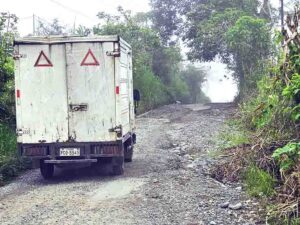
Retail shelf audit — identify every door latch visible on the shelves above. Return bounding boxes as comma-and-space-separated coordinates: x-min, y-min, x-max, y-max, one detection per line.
106, 51, 120, 57
70, 104, 88, 112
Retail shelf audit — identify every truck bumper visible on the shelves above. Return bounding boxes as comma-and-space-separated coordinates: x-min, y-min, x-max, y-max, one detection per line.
44, 159, 98, 164
18, 141, 124, 166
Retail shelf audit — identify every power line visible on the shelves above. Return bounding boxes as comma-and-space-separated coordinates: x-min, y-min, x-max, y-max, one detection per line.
36, 16, 52, 26
47, 0, 97, 22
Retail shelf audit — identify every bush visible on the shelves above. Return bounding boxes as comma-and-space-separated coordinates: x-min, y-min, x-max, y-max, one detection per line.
134, 66, 169, 112
272, 142, 300, 172
0, 123, 30, 185
245, 165, 275, 197
218, 120, 250, 149
0, 123, 16, 157
0, 157, 30, 185
165, 74, 189, 103
239, 75, 296, 143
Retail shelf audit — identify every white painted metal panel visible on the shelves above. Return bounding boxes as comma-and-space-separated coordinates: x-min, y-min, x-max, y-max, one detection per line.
121, 40, 134, 134
127, 52, 135, 132
66, 42, 116, 142
119, 46, 131, 134
15, 44, 69, 143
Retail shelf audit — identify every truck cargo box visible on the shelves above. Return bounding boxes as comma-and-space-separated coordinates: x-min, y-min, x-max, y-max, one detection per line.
14, 35, 136, 178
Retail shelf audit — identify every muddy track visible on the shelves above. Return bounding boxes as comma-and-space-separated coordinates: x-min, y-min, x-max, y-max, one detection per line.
0, 104, 260, 225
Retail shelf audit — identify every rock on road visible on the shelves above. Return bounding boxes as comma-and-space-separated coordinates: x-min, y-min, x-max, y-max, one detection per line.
0, 104, 260, 225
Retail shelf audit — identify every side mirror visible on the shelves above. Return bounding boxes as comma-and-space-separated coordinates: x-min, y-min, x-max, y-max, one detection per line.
133, 89, 140, 102
133, 89, 140, 114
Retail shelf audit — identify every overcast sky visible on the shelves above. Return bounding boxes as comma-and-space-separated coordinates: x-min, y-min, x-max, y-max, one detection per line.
2, 0, 285, 102
3, 0, 283, 36
2, 0, 150, 36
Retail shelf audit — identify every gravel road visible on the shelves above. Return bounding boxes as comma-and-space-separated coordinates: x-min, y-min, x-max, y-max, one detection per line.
0, 104, 261, 225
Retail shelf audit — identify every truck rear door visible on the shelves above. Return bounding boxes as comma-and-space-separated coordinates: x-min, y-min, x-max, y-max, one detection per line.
65, 42, 116, 142
15, 44, 69, 143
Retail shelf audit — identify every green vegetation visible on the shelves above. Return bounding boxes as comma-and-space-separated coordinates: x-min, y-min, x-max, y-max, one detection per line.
0, 13, 17, 125
150, 0, 272, 99
208, 4, 300, 223
245, 165, 275, 197
0, 13, 30, 185
272, 143, 300, 172
92, 7, 209, 112
0, 123, 16, 157
218, 122, 250, 149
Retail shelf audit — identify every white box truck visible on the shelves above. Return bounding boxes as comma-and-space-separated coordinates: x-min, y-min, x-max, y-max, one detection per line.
14, 35, 137, 179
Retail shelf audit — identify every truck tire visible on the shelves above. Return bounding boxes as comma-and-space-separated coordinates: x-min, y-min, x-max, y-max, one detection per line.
40, 160, 54, 179
112, 157, 124, 175
124, 145, 133, 163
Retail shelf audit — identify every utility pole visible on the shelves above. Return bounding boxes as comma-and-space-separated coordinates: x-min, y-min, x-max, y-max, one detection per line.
280, 0, 284, 32
6, 12, 10, 34
280, 0, 285, 46
73, 16, 76, 34
33, 14, 36, 36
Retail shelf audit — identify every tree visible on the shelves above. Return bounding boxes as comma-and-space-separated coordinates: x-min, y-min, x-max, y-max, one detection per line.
150, 0, 261, 44
226, 16, 272, 96
75, 25, 91, 36
150, 0, 273, 99
36, 18, 65, 36
93, 8, 189, 110
181, 65, 209, 103
0, 12, 18, 124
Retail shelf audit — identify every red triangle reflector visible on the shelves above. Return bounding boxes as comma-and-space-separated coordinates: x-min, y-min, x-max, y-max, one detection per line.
34, 50, 53, 67
80, 49, 100, 66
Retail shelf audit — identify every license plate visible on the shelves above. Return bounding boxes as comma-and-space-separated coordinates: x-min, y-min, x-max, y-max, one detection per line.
60, 148, 80, 156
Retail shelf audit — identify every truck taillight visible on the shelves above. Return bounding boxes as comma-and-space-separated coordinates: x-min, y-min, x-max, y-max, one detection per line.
16, 90, 20, 98
23, 147, 47, 156
116, 86, 120, 95
92, 145, 121, 155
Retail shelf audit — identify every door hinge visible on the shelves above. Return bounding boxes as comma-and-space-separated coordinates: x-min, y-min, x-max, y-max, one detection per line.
13, 53, 27, 60
109, 125, 122, 137
16, 128, 30, 136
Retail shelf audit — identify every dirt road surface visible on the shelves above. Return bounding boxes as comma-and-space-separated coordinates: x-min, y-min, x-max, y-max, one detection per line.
0, 104, 260, 225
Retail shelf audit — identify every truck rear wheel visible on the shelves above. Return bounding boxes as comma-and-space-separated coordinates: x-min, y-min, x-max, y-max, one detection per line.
40, 160, 54, 179
112, 157, 124, 175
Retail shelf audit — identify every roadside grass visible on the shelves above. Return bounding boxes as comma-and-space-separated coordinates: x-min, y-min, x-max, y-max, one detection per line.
289, 218, 300, 225
211, 118, 278, 198
244, 165, 275, 197
0, 123, 16, 157
0, 123, 30, 185
210, 118, 299, 223
218, 120, 250, 149
208, 119, 250, 159
267, 205, 300, 225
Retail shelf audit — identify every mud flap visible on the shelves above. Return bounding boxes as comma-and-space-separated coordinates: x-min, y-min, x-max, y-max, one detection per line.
124, 145, 133, 162
40, 159, 54, 179
112, 156, 124, 175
